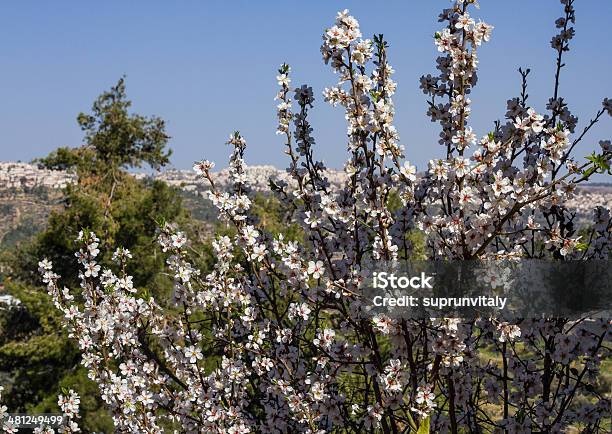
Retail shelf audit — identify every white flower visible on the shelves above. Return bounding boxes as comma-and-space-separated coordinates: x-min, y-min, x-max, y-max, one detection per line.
310, 382, 327, 401
325, 25, 350, 49
455, 13, 475, 30
193, 160, 215, 176
415, 385, 434, 405
288, 302, 312, 321
451, 127, 476, 150
497, 322, 521, 342
429, 159, 449, 180
307, 260, 325, 279
242, 225, 259, 245
514, 116, 530, 131
351, 39, 373, 64
171, 232, 187, 249
87, 242, 100, 257
365, 404, 383, 429
304, 211, 321, 228
138, 391, 154, 407
83, 262, 100, 278
3, 421, 17, 434
276, 73, 291, 88
474, 21, 493, 43
560, 236, 581, 256
112, 247, 132, 263
176, 266, 193, 283
454, 158, 471, 178
412, 384, 436, 418
250, 244, 267, 262
184, 346, 203, 364
373, 314, 395, 334
458, 187, 476, 207
400, 161, 417, 182
435, 28, 455, 52
58, 390, 80, 418
38, 258, 53, 272
527, 107, 544, 133
314, 328, 335, 348
491, 171, 513, 196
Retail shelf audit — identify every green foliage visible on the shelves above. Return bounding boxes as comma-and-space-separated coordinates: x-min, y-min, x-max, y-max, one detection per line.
406, 230, 427, 260
0, 79, 212, 425
38, 77, 171, 174
387, 190, 427, 260
386, 189, 402, 213
583, 152, 612, 177
9, 76, 194, 293
36, 146, 84, 172
0, 281, 78, 411
8, 177, 196, 294
251, 193, 303, 241
416, 416, 431, 434
30, 367, 114, 433
0, 284, 112, 432
1, 215, 43, 248
178, 189, 218, 222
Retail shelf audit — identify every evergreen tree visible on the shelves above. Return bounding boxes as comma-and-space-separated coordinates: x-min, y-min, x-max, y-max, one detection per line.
0, 78, 211, 431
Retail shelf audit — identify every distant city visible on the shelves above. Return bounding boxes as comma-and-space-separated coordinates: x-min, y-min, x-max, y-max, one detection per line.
0, 161, 77, 190
1, 161, 611, 223
0, 161, 346, 193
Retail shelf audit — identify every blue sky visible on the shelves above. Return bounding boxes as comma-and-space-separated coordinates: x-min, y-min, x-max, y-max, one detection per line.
1, 1, 610, 176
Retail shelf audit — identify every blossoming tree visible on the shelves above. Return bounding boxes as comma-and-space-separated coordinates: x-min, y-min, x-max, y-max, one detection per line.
12, 0, 612, 432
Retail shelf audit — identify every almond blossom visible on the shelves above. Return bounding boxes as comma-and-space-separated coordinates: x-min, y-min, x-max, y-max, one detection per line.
32, 1, 612, 433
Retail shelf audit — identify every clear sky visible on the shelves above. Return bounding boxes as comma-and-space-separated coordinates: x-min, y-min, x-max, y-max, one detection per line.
1, 1, 610, 176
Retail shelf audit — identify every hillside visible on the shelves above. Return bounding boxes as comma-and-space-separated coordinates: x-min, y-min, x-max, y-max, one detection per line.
0, 187, 64, 248
0, 161, 610, 250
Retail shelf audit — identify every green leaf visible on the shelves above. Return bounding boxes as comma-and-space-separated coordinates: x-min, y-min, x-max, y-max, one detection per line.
141, 288, 151, 301
582, 167, 595, 177
405, 412, 418, 431
417, 416, 431, 434
575, 242, 588, 251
